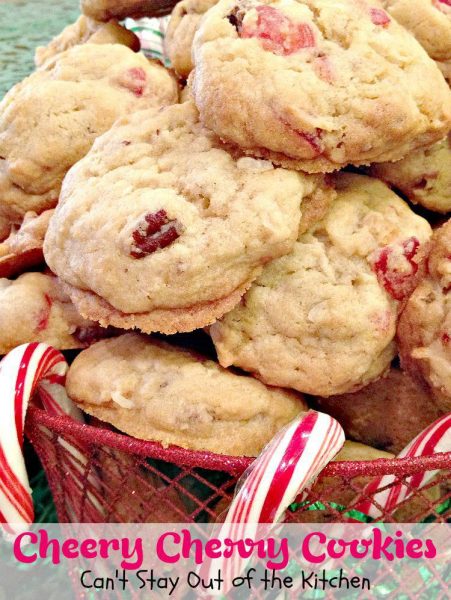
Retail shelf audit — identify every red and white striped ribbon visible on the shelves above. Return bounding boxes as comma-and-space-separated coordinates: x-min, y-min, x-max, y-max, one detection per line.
351, 413, 451, 520
203, 411, 344, 592
0, 342, 95, 536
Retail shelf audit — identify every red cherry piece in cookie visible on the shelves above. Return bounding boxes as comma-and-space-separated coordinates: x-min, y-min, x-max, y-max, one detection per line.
371, 237, 421, 301
241, 6, 315, 56
119, 67, 147, 97
369, 7, 391, 26
442, 332, 450, 345
130, 209, 181, 258
370, 310, 393, 334
434, 0, 451, 14
36, 294, 53, 332
279, 116, 324, 156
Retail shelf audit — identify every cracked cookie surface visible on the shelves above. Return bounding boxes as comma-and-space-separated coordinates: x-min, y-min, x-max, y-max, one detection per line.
66, 333, 306, 456
210, 173, 432, 396
0, 43, 177, 240
44, 101, 329, 334
191, 0, 451, 172
381, 0, 451, 83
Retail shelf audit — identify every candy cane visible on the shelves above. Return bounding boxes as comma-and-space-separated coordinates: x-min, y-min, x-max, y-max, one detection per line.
202, 411, 345, 593
0, 343, 101, 536
350, 413, 451, 520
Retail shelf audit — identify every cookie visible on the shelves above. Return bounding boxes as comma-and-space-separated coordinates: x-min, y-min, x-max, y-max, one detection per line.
191, 0, 451, 173
210, 173, 432, 396
381, 0, 451, 83
335, 443, 442, 525
34, 15, 140, 67
0, 210, 52, 278
165, 0, 217, 77
0, 272, 110, 354
0, 43, 177, 241
371, 134, 451, 213
94, 443, 188, 522
65, 333, 307, 456
81, 0, 179, 20
313, 368, 443, 454
44, 101, 327, 334
398, 220, 451, 412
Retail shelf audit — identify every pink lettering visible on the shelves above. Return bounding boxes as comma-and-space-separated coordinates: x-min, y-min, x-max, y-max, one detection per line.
302, 532, 326, 563
406, 539, 423, 559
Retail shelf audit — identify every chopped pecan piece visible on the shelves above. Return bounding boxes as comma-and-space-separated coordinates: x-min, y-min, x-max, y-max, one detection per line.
130, 210, 181, 258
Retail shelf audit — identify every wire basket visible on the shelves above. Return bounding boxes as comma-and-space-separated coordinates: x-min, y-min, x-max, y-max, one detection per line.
25, 407, 451, 524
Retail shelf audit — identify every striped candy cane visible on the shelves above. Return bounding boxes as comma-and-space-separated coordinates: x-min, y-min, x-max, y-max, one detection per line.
125, 17, 171, 66
202, 411, 345, 593
0, 343, 100, 536
351, 413, 451, 520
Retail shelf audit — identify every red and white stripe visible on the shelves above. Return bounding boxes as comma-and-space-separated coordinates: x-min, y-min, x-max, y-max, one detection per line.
0, 343, 90, 535
351, 413, 451, 520
204, 411, 344, 591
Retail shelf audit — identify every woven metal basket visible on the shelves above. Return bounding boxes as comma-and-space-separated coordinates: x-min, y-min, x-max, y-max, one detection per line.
26, 407, 451, 524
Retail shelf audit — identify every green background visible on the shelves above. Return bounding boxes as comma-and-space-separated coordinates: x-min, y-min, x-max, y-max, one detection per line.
0, 0, 79, 98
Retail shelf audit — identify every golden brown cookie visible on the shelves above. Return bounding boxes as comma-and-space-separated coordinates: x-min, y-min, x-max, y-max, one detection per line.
0, 43, 177, 240
66, 333, 307, 456
81, 0, 179, 20
0, 272, 109, 354
0, 210, 52, 278
371, 134, 451, 213
381, 0, 451, 83
165, 0, 217, 77
398, 220, 451, 412
44, 101, 329, 334
191, 0, 451, 172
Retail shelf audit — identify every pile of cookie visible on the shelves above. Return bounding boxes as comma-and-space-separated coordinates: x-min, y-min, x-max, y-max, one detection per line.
0, 0, 450, 474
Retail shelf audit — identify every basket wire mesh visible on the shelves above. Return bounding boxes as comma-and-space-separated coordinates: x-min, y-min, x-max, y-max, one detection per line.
26, 407, 451, 525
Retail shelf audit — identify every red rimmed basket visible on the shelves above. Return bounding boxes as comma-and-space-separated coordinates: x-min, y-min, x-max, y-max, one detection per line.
25, 407, 451, 524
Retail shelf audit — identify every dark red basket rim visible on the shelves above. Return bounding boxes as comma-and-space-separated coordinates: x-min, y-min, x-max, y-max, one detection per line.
27, 406, 451, 478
